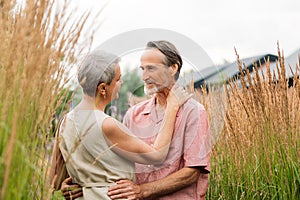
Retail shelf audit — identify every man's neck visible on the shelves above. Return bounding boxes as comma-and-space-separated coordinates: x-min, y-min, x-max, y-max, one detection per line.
155, 88, 170, 108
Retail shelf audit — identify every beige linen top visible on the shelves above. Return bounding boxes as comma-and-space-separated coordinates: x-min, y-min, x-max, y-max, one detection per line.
59, 110, 135, 200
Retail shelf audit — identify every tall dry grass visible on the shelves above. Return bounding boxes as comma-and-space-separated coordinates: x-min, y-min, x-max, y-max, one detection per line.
199, 48, 300, 199
0, 0, 91, 199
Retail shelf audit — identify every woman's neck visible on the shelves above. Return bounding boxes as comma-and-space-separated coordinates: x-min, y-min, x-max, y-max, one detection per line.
76, 94, 107, 111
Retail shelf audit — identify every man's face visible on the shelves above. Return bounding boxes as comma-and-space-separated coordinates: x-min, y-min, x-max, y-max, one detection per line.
140, 48, 175, 96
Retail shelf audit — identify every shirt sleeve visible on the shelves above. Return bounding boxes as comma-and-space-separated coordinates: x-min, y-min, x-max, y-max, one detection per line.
183, 106, 211, 172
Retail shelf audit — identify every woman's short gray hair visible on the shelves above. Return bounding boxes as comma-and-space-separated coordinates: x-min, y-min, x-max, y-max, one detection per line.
78, 50, 120, 97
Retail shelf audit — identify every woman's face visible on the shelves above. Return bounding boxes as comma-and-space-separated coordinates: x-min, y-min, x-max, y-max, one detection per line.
107, 65, 122, 100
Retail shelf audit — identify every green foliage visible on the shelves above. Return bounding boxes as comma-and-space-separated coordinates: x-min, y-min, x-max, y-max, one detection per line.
51, 191, 65, 200
55, 89, 74, 118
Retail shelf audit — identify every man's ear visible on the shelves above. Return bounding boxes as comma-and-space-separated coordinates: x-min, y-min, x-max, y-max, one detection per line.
169, 64, 178, 77
97, 83, 106, 95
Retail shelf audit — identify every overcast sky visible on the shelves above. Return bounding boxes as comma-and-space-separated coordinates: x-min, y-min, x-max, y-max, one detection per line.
70, 0, 300, 69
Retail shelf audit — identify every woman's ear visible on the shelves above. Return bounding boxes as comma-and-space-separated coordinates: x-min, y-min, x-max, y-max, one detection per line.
97, 83, 106, 96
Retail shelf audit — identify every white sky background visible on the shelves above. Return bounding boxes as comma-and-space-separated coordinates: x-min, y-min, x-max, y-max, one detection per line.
69, 0, 300, 70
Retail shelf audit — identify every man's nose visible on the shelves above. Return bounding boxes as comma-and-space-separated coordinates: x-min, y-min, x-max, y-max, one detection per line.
142, 71, 149, 81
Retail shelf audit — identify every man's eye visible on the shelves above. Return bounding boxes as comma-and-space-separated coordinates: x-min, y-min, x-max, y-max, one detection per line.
148, 66, 155, 70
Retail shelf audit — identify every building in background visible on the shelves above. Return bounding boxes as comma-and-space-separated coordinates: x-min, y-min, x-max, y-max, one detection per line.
183, 48, 299, 92
191, 54, 278, 90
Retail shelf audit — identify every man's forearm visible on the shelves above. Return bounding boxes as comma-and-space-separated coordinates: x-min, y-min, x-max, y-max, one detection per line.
139, 167, 201, 199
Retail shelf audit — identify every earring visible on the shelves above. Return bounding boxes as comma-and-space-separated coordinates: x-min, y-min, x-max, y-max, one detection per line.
98, 92, 106, 99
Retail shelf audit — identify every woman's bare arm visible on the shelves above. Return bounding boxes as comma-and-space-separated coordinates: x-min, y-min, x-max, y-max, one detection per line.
102, 86, 191, 164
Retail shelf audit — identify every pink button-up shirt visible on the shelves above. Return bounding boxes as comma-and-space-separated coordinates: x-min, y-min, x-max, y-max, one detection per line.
123, 96, 211, 200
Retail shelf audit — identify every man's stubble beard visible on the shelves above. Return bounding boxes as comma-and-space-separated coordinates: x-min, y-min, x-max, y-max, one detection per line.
144, 81, 174, 97
144, 85, 159, 97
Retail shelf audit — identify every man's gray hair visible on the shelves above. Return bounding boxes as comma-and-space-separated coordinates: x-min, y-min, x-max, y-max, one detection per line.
146, 40, 182, 80
78, 50, 120, 97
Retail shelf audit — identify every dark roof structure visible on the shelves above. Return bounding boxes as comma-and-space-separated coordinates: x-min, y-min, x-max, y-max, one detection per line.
192, 54, 278, 88
267, 48, 300, 79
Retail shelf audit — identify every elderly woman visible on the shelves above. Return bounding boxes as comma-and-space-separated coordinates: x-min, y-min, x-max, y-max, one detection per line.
56, 49, 190, 199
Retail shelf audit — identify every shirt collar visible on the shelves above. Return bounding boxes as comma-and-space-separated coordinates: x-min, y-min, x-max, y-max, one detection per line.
141, 95, 181, 123
141, 96, 156, 115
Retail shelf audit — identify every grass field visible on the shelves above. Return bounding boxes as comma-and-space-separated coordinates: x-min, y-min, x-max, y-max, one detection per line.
200, 51, 300, 199
0, 0, 89, 199
0, 0, 299, 199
